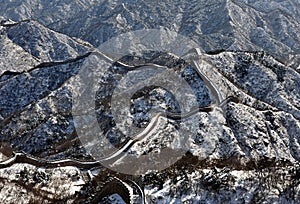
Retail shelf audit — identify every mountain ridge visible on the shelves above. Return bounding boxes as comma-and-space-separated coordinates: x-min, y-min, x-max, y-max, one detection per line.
0, 0, 299, 67
0, 1, 299, 203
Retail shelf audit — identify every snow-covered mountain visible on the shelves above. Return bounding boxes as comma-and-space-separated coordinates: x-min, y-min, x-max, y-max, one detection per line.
0, 0, 299, 203
1, 0, 299, 67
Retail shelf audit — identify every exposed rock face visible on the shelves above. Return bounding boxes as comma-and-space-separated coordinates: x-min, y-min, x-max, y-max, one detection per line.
0, 0, 299, 203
